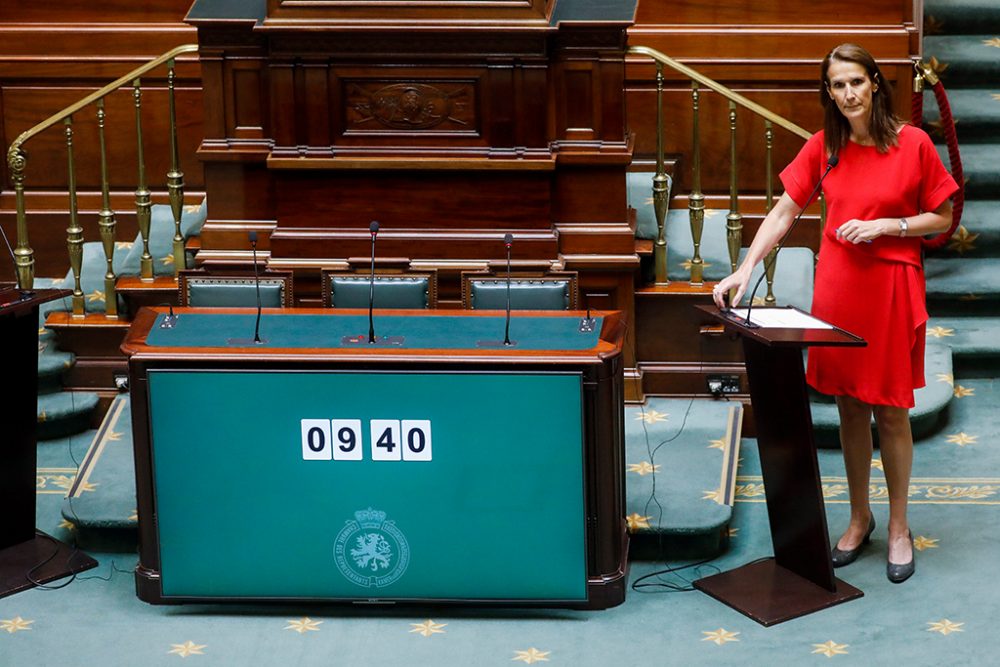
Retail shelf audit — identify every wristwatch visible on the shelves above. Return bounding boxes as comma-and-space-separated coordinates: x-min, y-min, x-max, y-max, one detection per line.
899, 217, 909, 237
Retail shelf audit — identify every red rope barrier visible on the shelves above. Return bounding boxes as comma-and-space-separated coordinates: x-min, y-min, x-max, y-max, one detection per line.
917, 78, 965, 251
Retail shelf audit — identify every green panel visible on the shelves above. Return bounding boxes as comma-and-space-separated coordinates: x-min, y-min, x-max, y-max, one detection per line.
145, 313, 602, 350
148, 370, 587, 601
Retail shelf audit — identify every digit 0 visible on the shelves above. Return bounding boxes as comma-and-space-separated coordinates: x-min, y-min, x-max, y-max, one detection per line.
407, 427, 426, 453
307, 427, 326, 452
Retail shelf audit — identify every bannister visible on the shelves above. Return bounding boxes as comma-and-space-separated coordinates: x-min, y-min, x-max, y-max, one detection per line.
628, 45, 818, 297
5, 43, 198, 299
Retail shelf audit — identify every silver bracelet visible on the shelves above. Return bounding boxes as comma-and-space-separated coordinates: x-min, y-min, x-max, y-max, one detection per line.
899, 217, 908, 238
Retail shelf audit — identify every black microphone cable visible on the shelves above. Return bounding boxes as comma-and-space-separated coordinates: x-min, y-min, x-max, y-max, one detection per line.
503, 233, 513, 346
368, 220, 379, 344
249, 231, 262, 344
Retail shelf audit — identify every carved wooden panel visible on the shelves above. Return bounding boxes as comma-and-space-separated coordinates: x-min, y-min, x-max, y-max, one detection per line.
344, 80, 477, 135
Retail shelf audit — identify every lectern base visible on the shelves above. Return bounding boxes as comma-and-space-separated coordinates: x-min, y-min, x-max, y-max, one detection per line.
694, 558, 863, 627
0, 533, 98, 599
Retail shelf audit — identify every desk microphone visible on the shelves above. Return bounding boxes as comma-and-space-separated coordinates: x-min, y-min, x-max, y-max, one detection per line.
226, 231, 268, 345
503, 233, 513, 346
368, 221, 379, 344
250, 231, 264, 344
739, 154, 838, 328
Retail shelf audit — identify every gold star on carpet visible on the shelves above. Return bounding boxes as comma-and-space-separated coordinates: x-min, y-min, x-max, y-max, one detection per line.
702, 489, 722, 502
993, 93, 1000, 102
643, 196, 655, 205
285, 617, 323, 634
708, 438, 726, 450
924, 15, 944, 35
983, 37, 1000, 48
107, 431, 123, 441
58, 519, 75, 531
512, 648, 550, 664
958, 293, 981, 301
115, 241, 134, 250
914, 536, 939, 551
636, 409, 669, 424
954, 385, 975, 398
626, 513, 651, 531
38, 327, 48, 336
948, 226, 978, 254
410, 619, 447, 637
946, 432, 978, 446
871, 458, 884, 471
927, 619, 964, 635
38, 411, 47, 422
167, 641, 206, 658
927, 326, 955, 338
38, 342, 47, 353
936, 373, 954, 387
87, 289, 105, 303
728, 527, 739, 537
628, 461, 660, 476
702, 628, 740, 645
751, 296, 767, 306
1, 616, 33, 633
128, 509, 138, 521
161, 254, 175, 266
812, 640, 849, 657
184, 204, 201, 213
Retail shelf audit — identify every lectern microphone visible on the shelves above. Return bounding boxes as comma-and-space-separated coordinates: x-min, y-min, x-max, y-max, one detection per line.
226, 231, 269, 346
740, 155, 839, 328
503, 233, 513, 346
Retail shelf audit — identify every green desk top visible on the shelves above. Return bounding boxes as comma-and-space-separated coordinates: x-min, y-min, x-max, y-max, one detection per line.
146, 312, 603, 351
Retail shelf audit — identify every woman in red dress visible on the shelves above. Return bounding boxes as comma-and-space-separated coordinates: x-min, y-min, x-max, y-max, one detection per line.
713, 44, 958, 583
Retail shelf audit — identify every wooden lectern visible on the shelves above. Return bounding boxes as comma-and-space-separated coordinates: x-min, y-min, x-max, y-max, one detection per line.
0, 287, 97, 599
693, 305, 865, 626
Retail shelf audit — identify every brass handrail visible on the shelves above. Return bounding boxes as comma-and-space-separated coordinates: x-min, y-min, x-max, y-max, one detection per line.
628, 45, 811, 141
6, 43, 198, 293
629, 45, 816, 295
8, 44, 198, 152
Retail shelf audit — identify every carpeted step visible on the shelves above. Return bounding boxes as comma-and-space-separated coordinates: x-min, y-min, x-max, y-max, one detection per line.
37, 390, 99, 441
925, 0, 1000, 34
923, 35, 1000, 87
625, 399, 742, 559
926, 256, 1000, 314
922, 89, 1000, 143
61, 394, 136, 531
928, 315, 1000, 376
37, 347, 74, 395
937, 143, 1000, 198
811, 342, 953, 447
927, 200, 1000, 257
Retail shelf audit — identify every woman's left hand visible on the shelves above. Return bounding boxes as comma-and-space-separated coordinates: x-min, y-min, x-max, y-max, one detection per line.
836, 218, 888, 244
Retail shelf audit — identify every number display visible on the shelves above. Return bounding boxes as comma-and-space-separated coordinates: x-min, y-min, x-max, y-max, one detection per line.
300, 419, 432, 462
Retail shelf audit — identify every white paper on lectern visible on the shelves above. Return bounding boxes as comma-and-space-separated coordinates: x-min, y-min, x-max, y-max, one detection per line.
728, 308, 834, 329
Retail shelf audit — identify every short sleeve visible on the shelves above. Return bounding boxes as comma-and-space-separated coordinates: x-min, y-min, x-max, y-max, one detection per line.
917, 129, 959, 212
780, 132, 826, 209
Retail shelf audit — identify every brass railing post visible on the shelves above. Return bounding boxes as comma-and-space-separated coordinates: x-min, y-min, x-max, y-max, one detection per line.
65, 118, 85, 317
688, 81, 705, 286
97, 100, 118, 317
763, 120, 778, 306
133, 78, 153, 281
166, 59, 186, 274
652, 62, 669, 285
6, 146, 33, 290
725, 101, 743, 286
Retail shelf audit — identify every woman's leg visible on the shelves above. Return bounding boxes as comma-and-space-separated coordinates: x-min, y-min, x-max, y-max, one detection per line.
835, 395, 875, 550
873, 404, 914, 564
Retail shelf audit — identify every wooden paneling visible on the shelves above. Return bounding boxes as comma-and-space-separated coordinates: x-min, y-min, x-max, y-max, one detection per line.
0, 7, 202, 276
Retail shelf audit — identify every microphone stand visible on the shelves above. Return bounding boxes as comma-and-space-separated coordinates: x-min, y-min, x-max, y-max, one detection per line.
250, 231, 263, 344
503, 233, 512, 346
368, 220, 379, 344
739, 155, 839, 328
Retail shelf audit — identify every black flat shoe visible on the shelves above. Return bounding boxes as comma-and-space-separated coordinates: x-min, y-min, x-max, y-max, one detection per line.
830, 513, 875, 568
887, 531, 915, 584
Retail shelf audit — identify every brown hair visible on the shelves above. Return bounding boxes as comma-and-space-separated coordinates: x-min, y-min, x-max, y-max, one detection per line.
820, 43, 901, 155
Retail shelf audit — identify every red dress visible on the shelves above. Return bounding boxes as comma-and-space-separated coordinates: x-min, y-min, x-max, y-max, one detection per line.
779, 125, 958, 408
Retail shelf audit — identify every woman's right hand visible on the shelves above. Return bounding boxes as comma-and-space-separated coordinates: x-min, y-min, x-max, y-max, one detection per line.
712, 267, 752, 310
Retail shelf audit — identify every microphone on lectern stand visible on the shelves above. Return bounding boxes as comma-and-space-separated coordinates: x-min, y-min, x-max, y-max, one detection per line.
367, 220, 379, 344
503, 233, 513, 346
737, 154, 839, 329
